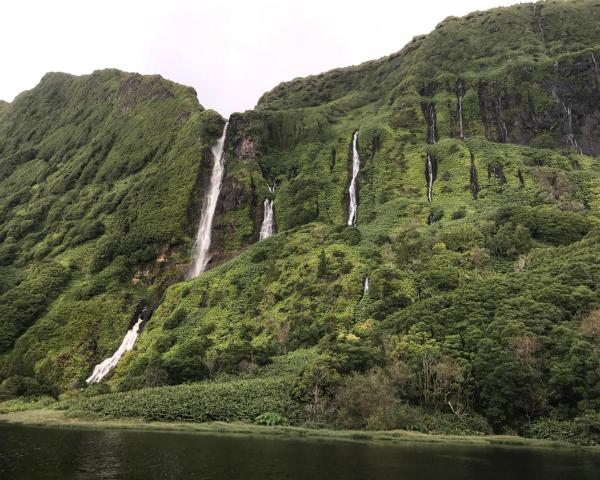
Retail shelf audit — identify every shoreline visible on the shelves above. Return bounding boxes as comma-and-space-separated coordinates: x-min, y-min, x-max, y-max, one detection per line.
1, 409, 598, 453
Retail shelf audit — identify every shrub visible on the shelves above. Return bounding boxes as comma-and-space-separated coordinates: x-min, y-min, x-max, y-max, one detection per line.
0, 376, 50, 400
336, 368, 395, 429
255, 412, 289, 426
164, 308, 187, 330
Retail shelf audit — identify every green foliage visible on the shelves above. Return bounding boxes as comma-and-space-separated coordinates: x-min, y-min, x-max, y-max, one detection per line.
2, 0, 600, 445
0, 70, 222, 389
66, 375, 298, 423
526, 412, 600, 446
255, 411, 289, 426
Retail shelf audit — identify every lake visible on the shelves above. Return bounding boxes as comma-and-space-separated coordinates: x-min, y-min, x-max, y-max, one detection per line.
1, 423, 600, 479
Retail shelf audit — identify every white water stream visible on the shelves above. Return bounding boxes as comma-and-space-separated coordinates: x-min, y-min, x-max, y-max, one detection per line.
188, 122, 228, 278
259, 199, 275, 240
86, 313, 145, 384
347, 131, 360, 226
426, 154, 434, 203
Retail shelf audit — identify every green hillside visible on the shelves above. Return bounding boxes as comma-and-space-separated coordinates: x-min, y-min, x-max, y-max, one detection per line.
0, 69, 223, 388
2, 0, 600, 444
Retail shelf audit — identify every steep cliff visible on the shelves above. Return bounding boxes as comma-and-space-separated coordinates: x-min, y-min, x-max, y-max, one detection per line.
2, 1, 600, 438
0, 69, 222, 388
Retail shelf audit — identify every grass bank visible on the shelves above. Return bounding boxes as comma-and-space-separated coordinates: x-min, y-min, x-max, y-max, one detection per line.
1, 409, 598, 453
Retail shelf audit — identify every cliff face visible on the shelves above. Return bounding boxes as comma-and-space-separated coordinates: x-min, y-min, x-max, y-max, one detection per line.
0, 69, 222, 387
211, 1, 600, 247
2, 1, 600, 433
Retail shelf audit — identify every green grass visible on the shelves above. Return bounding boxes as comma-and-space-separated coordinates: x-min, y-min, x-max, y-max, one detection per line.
1, 409, 598, 452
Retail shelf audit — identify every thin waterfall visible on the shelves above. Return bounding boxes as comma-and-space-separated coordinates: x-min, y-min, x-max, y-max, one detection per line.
424, 104, 436, 203
260, 199, 275, 240
347, 131, 360, 226
188, 122, 228, 278
363, 277, 369, 295
429, 108, 437, 144
86, 311, 146, 384
495, 97, 508, 142
564, 106, 582, 153
426, 154, 434, 203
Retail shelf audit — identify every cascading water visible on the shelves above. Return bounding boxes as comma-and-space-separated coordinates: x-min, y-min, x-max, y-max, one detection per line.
426, 154, 434, 203
429, 108, 437, 144
347, 131, 360, 226
188, 122, 228, 278
493, 97, 508, 142
564, 106, 582, 153
424, 105, 436, 203
86, 311, 146, 384
363, 277, 369, 295
260, 199, 275, 240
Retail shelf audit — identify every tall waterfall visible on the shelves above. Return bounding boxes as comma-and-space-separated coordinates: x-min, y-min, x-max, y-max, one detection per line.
86, 312, 146, 384
363, 276, 369, 295
347, 131, 360, 226
188, 122, 228, 278
260, 199, 275, 240
426, 154, 434, 203
564, 106, 582, 153
429, 108, 437, 144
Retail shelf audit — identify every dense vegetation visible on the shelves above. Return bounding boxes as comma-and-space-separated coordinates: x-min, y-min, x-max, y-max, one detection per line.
0, 69, 223, 391
2, 0, 600, 446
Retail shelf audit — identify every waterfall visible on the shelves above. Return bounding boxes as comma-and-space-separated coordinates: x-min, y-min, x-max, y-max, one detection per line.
347, 131, 360, 226
188, 122, 228, 278
495, 98, 508, 142
363, 277, 369, 295
260, 199, 275, 240
564, 106, 582, 153
426, 154, 434, 203
86, 312, 145, 384
429, 108, 437, 144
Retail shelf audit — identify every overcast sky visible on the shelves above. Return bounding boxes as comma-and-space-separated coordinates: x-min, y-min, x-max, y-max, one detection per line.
1, 0, 519, 117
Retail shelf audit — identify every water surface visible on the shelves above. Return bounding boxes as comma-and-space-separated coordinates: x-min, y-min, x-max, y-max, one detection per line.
1, 423, 599, 479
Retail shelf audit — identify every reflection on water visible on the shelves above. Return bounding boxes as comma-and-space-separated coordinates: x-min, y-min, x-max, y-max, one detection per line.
1, 423, 599, 480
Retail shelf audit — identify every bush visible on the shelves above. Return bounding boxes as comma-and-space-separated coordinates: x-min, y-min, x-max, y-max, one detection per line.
336, 368, 395, 429
64, 376, 299, 423
0, 376, 50, 400
451, 208, 466, 220
526, 412, 600, 446
164, 308, 187, 330
255, 412, 289, 426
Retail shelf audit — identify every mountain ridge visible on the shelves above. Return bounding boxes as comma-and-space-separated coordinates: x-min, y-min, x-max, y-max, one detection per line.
1, 0, 600, 443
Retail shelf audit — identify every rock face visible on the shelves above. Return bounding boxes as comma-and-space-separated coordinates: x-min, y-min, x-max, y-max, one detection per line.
205, 2, 600, 255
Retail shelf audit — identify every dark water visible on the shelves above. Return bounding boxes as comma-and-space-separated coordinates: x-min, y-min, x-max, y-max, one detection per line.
1, 423, 600, 479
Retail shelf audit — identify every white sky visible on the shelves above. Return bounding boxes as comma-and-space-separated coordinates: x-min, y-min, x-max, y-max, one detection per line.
1, 0, 519, 117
